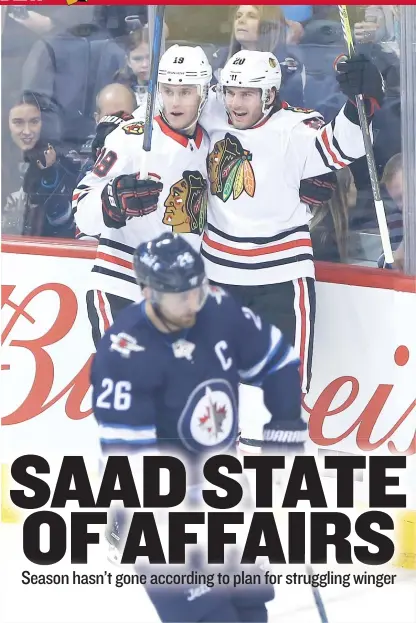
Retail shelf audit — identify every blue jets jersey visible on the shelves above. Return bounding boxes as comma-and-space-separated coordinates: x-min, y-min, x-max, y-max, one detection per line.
91, 287, 301, 461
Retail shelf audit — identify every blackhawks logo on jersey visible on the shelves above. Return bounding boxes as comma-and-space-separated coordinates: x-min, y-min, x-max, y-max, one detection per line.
122, 121, 145, 135
162, 170, 207, 235
207, 133, 255, 202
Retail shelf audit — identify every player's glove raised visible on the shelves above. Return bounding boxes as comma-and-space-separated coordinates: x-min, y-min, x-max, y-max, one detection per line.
92, 111, 134, 161
262, 418, 308, 454
336, 53, 385, 121
102, 174, 163, 229
300, 172, 337, 207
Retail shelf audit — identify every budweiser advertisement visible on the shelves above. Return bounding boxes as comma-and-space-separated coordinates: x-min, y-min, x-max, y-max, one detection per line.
1, 238, 415, 462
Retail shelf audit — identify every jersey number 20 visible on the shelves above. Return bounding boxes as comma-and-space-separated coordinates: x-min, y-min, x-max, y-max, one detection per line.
96, 378, 132, 411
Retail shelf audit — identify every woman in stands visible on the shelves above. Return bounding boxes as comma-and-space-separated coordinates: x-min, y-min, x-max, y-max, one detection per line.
2, 91, 78, 238
113, 26, 150, 107
211, 5, 305, 106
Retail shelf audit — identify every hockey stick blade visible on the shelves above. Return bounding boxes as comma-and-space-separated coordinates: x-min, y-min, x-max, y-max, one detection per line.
140, 5, 166, 181
338, 5, 394, 264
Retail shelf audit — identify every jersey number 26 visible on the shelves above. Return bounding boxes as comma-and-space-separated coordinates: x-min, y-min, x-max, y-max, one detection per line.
96, 378, 132, 411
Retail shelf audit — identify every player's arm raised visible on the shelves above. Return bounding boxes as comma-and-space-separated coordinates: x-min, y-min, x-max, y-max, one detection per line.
293, 55, 384, 180
73, 127, 162, 236
230, 298, 306, 454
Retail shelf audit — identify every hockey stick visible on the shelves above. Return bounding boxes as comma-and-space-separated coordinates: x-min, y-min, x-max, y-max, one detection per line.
139, 5, 166, 181
305, 564, 329, 623
337, 5, 394, 265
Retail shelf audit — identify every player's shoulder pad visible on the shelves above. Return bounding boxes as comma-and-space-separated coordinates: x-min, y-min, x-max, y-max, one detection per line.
207, 284, 229, 305
122, 120, 145, 136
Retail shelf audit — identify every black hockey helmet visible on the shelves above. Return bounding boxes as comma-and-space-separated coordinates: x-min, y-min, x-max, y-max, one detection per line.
133, 232, 206, 293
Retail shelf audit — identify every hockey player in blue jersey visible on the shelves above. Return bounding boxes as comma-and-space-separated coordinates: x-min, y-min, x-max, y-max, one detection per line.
91, 231, 306, 622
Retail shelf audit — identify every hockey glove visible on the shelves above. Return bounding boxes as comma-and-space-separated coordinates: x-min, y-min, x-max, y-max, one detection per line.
102, 174, 163, 229
336, 53, 385, 121
300, 172, 337, 207
92, 111, 134, 161
263, 418, 308, 455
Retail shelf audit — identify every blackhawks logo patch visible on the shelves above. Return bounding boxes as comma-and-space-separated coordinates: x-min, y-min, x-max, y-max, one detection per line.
122, 122, 145, 135
207, 133, 255, 203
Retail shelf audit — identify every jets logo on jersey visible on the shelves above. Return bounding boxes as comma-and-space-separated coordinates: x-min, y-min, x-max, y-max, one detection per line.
122, 122, 145, 135
208, 133, 255, 202
162, 170, 208, 235
110, 332, 145, 357
178, 380, 237, 453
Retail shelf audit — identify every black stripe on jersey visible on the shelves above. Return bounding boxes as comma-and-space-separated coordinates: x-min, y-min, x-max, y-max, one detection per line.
100, 238, 135, 255
201, 249, 314, 270
315, 139, 337, 172
92, 265, 137, 284
331, 119, 355, 163
207, 223, 310, 245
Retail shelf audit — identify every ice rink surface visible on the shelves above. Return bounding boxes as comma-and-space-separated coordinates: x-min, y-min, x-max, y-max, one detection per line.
1, 520, 415, 623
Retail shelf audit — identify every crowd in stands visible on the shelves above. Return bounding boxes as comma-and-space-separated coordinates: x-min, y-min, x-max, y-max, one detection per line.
1, 4, 404, 269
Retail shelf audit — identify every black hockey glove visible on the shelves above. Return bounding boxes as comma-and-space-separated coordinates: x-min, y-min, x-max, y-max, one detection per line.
102, 174, 163, 229
336, 53, 385, 122
92, 111, 134, 161
262, 418, 308, 454
300, 172, 337, 207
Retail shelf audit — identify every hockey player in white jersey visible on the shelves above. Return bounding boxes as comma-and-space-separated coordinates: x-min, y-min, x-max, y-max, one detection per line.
72, 45, 212, 348
200, 50, 384, 414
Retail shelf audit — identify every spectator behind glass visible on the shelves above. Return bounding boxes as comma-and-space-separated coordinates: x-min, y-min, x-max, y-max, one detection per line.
211, 5, 305, 106
113, 27, 150, 106
310, 167, 355, 263
3, 92, 78, 238
78, 83, 137, 171
377, 153, 404, 270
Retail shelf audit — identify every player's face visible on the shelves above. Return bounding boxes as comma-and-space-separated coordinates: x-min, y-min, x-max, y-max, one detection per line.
159, 84, 201, 133
224, 87, 263, 129
9, 103, 41, 151
386, 169, 403, 212
156, 283, 208, 329
234, 5, 260, 46
128, 42, 150, 83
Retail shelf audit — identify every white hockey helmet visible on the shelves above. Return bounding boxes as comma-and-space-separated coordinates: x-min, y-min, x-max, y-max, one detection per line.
158, 45, 212, 123
220, 50, 282, 113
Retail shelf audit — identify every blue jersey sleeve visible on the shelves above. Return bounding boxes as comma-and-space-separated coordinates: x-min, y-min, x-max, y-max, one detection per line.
91, 344, 158, 457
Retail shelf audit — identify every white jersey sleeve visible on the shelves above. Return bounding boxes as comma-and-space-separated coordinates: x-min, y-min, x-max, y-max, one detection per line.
290, 104, 369, 180
73, 127, 141, 236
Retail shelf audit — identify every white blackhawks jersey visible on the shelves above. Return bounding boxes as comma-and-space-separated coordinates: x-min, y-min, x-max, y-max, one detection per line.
199, 91, 369, 286
73, 116, 209, 300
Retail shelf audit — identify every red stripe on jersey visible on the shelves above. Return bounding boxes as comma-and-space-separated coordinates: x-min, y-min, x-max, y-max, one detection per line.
322, 128, 346, 168
202, 233, 312, 256
97, 291, 111, 332
96, 251, 133, 270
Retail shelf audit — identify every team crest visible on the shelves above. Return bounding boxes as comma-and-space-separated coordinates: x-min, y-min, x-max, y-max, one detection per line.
178, 380, 237, 453
269, 57, 277, 68
110, 332, 145, 358
172, 339, 195, 361
207, 133, 255, 202
162, 170, 207, 235
122, 122, 145, 135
